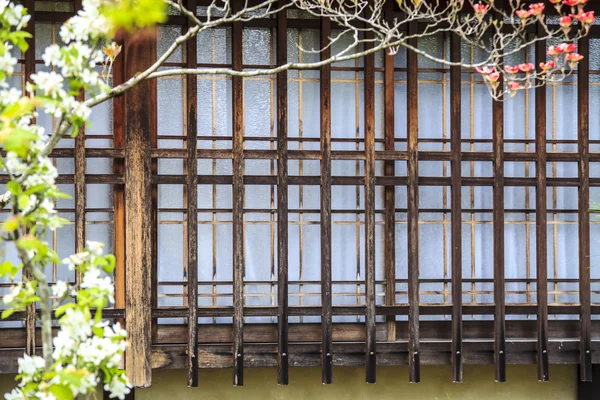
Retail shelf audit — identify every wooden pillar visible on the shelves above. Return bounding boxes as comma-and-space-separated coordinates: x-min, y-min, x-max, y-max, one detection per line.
123, 30, 156, 388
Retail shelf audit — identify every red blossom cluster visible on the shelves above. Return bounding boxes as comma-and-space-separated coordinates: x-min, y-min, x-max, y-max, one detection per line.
473, 0, 595, 95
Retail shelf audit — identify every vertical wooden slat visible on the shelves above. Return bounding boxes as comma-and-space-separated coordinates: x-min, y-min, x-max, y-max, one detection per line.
535, 23, 549, 383
383, 0, 396, 344
450, 32, 462, 384
123, 31, 156, 388
232, 0, 245, 387
113, 38, 126, 315
320, 16, 333, 385
406, 21, 420, 384
492, 52, 506, 385
276, 2, 289, 386
74, 0, 85, 285
186, 0, 199, 387
23, 0, 35, 357
577, 35, 592, 383
364, 21, 376, 385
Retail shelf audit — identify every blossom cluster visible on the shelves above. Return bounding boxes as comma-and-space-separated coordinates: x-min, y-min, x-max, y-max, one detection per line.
3, 242, 130, 400
473, 0, 595, 96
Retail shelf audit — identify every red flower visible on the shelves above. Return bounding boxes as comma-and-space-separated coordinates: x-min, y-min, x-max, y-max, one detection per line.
563, 0, 579, 6
488, 72, 501, 83
556, 42, 577, 53
560, 15, 573, 27
528, 3, 545, 15
504, 65, 520, 74
579, 11, 595, 24
476, 65, 496, 75
515, 9, 531, 18
547, 45, 561, 56
549, 0, 562, 3
518, 63, 535, 73
508, 82, 523, 91
473, 3, 490, 15
539, 61, 555, 71
566, 53, 584, 62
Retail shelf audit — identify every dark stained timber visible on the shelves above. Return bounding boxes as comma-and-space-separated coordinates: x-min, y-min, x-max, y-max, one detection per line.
232, 0, 245, 387
364, 22, 376, 385
535, 23, 549, 383
123, 30, 156, 388
577, 36, 592, 383
383, 0, 396, 344
9, 7, 600, 386
320, 16, 333, 385
186, 0, 199, 387
492, 50, 506, 385
407, 21, 420, 384
24, 0, 36, 358
276, 1, 289, 386
450, 32, 462, 384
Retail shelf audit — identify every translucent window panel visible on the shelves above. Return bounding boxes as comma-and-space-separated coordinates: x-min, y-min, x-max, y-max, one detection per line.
504, 212, 536, 282
86, 158, 113, 174
243, 28, 273, 65
546, 78, 578, 151
197, 27, 231, 65
87, 98, 113, 136
547, 214, 579, 304
503, 41, 535, 153
288, 212, 321, 323
505, 161, 535, 178
157, 25, 183, 63
86, 184, 113, 209
197, 75, 232, 148
419, 215, 451, 304
504, 88, 535, 153
287, 28, 320, 143
417, 35, 450, 150
157, 77, 184, 137
393, 69, 407, 151
462, 212, 494, 281
395, 211, 408, 308
331, 70, 363, 143
244, 77, 275, 145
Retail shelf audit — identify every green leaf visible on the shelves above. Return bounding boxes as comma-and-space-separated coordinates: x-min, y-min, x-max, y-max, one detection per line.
2, 216, 20, 232
7, 181, 21, 195
0, 261, 13, 277
48, 384, 73, 400
55, 302, 75, 317
1, 308, 15, 319
18, 194, 31, 211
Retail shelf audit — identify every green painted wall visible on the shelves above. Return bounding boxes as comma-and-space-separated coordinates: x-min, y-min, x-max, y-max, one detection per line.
0, 365, 578, 399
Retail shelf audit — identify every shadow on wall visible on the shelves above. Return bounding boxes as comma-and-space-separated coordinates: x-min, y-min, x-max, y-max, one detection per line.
122, 365, 576, 400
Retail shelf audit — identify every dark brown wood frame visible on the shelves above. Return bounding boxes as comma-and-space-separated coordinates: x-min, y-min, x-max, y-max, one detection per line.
1, 0, 599, 390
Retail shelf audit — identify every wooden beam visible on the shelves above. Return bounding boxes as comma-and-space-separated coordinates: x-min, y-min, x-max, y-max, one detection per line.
383, 0, 396, 344
74, 0, 86, 287
320, 16, 333, 385
535, 22, 549, 383
406, 21, 420, 384
231, 0, 245, 386
450, 32, 463, 384
364, 17, 376, 385
123, 30, 156, 388
578, 365, 600, 399
276, 0, 289, 386
186, 0, 199, 387
23, 0, 36, 358
112, 39, 126, 316
492, 49, 506, 386
577, 35, 592, 382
